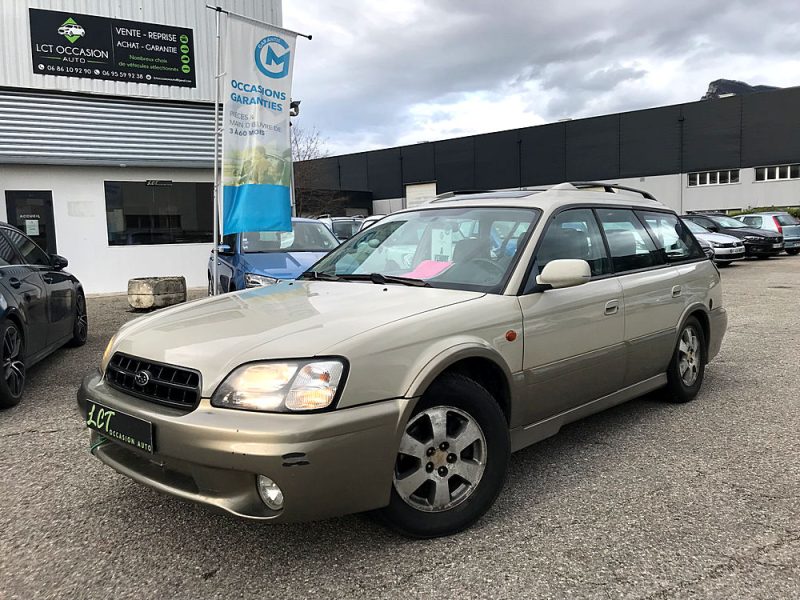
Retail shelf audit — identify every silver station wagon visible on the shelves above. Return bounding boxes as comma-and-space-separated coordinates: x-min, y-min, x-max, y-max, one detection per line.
79, 182, 727, 538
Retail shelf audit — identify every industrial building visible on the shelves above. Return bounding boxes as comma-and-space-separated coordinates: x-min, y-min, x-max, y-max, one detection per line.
296, 86, 800, 217
0, 0, 281, 293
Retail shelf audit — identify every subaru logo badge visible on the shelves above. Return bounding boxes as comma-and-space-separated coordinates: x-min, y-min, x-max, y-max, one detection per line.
134, 370, 151, 387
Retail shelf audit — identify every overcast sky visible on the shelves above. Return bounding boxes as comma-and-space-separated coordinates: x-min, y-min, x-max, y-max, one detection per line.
282, 0, 800, 156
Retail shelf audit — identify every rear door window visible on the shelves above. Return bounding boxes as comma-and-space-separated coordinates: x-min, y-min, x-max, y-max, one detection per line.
595, 209, 665, 273
741, 216, 762, 228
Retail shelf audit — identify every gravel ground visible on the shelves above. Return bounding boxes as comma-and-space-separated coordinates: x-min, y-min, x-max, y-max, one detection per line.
1, 259, 798, 600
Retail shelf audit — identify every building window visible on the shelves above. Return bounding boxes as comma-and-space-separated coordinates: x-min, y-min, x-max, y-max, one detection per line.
755, 163, 800, 182
104, 181, 213, 246
687, 169, 740, 187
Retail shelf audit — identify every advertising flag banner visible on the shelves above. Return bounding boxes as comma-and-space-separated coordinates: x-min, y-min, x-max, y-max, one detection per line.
222, 17, 296, 234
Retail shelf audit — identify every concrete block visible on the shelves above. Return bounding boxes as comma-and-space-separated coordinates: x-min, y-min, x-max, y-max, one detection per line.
128, 276, 187, 310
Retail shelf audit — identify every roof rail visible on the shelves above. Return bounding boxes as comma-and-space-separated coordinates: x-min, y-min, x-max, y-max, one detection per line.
553, 181, 657, 201
429, 189, 496, 203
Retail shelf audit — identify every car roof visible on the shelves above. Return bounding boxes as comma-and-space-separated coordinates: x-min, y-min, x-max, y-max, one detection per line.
400, 182, 669, 214
736, 211, 789, 216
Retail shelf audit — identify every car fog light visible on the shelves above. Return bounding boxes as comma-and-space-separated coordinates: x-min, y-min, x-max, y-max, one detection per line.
257, 475, 284, 510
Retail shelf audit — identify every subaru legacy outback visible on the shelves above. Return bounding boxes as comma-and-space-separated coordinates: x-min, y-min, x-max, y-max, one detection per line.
78, 183, 726, 538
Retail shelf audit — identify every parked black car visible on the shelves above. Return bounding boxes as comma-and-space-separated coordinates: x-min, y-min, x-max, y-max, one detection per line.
0, 223, 87, 408
682, 213, 784, 258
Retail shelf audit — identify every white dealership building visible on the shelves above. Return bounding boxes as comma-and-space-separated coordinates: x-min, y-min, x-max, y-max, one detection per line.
0, 0, 281, 293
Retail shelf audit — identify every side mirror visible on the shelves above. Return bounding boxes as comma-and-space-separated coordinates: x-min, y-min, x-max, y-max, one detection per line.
50, 254, 68, 270
706, 225, 719, 233
217, 244, 231, 254
536, 259, 591, 289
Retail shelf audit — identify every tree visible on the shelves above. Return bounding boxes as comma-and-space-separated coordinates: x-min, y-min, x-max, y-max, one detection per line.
291, 125, 344, 217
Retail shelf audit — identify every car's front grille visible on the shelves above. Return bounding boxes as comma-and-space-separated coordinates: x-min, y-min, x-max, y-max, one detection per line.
105, 352, 201, 410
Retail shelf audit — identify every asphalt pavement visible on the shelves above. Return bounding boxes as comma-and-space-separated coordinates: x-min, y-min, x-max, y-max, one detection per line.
1, 257, 798, 599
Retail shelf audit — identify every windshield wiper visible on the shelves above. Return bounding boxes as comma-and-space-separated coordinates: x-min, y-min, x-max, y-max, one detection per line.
339, 273, 431, 287
298, 271, 343, 282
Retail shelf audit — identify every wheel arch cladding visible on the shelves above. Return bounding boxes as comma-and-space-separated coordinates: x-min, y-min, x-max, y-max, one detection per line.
429, 357, 511, 424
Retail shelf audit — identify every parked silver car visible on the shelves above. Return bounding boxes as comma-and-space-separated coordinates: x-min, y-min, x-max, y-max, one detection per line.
735, 212, 800, 255
682, 218, 745, 265
79, 183, 726, 538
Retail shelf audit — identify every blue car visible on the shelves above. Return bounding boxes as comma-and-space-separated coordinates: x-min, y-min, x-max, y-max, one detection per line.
208, 218, 339, 293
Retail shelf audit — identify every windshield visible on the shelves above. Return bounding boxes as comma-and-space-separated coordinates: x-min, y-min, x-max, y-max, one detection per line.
710, 215, 747, 228
307, 207, 540, 293
241, 222, 338, 253
683, 219, 708, 234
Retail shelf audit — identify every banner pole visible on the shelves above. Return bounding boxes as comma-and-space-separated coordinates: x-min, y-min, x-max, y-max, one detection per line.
211, 6, 222, 295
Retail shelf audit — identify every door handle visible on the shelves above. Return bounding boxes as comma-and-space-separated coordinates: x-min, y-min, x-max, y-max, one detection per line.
671, 285, 682, 298
8, 277, 21, 289
604, 299, 619, 315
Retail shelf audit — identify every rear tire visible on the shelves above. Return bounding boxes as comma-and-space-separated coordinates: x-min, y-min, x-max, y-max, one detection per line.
664, 316, 706, 403
379, 373, 509, 538
66, 291, 88, 348
0, 320, 26, 409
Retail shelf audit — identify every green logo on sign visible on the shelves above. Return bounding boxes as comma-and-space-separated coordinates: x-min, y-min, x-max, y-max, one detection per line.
57, 17, 85, 43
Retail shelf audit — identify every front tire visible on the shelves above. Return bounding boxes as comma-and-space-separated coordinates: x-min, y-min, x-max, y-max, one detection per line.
0, 320, 26, 408
380, 373, 509, 538
786, 249, 799, 256
66, 291, 88, 347
664, 317, 706, 403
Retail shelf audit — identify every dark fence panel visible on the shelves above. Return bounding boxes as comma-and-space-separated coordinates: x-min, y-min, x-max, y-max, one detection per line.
520, 122, 565, 186
338, 152, 369, 191
401, 143, 435, 185
295, 157, 339, 190
434, 137, 475, 193
681, 95, 741, 172
565, 115, 620, 181
620, 106, 681, 177
474, 129, 520, 190
742, 87, 800, 167
366, 148, 402, 198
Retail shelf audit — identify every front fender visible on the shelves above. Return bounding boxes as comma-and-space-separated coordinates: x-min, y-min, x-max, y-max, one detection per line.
403, 339, 515, 400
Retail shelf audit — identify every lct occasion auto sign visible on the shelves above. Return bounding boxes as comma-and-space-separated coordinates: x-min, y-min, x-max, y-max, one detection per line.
29, 8, 195, 87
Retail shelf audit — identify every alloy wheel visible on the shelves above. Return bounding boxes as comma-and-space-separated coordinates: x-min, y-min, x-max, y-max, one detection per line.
75, 294, 88, 341
393, 406, 487, 513
678, 326, 700, 386
3, 325, 25, 398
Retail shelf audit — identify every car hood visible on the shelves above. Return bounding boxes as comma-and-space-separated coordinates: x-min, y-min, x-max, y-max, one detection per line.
240, 251, 329, 279
695, 231, 743, 244
718, 227, 777, 239
112, 281, 484, 396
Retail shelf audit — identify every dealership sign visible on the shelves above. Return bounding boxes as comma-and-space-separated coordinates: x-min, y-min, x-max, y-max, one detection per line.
29, 8, 196, 87
221, 17, 297, 234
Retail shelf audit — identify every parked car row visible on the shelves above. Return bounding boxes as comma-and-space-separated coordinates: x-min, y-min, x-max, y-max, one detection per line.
682, 211, 800, 263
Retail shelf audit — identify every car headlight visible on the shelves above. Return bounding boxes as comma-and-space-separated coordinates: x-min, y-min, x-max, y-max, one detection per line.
211, 359, 346, 412
743, 235, 760, 241
244, 273, 279, 287
708, 241, 720, 248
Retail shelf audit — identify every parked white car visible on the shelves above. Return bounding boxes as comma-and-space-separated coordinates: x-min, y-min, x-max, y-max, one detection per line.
79, 183, 726, 538
682, 218, 745, 265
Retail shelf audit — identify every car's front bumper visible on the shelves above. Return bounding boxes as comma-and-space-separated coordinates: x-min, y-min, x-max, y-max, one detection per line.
77, 370, 415, 522
712, 246, 745, 262
744, 241, 783, 256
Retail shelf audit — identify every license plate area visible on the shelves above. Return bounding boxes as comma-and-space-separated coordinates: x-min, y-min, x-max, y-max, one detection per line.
87, 400, 154, 453
773, 243, 783, 248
